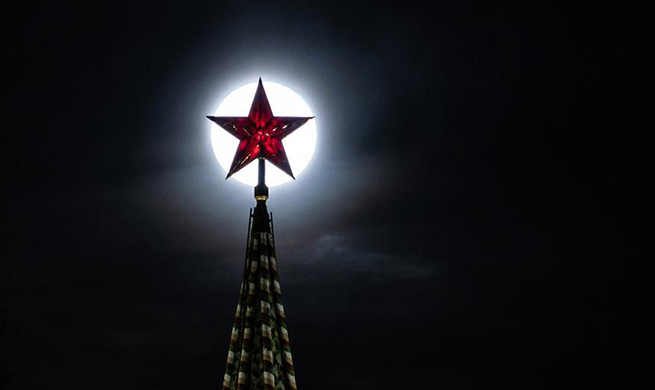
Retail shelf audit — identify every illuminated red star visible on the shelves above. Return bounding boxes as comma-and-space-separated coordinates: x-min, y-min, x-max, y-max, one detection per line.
207, 78, 314, 180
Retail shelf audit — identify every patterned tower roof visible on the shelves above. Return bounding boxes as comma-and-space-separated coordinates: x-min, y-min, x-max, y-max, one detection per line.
222, 201, 298, 390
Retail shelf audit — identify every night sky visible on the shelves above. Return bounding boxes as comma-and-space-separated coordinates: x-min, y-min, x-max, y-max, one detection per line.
1, 1, 649, 389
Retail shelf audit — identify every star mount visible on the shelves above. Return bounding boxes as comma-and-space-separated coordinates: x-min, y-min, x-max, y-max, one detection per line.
207, 78, 315, 180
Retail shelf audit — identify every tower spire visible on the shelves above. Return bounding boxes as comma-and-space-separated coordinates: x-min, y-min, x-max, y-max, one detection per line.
211, 79, 311, 390
221, 158, 297, 390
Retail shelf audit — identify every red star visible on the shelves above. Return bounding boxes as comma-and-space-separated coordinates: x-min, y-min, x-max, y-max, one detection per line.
207, 78, 314, 180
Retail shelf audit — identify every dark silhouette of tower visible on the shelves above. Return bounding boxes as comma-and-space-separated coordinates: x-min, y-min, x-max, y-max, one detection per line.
208, 79, 313, 390
221, 158, 298, 390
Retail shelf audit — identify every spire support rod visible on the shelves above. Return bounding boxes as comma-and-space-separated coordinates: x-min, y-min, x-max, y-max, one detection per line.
258, 157, 265, 187
254, 157, 269, 202
253, 157, 270, 233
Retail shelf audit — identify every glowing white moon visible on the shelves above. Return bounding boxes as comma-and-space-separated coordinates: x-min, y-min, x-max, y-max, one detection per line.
210, 81, 317, 187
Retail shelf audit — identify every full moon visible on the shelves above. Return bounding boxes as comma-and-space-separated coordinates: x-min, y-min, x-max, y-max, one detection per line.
210, 81, 317, 187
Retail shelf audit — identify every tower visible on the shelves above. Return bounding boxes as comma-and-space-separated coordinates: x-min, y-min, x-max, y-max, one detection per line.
207, 79, 313, 390
221, 160, 297, 390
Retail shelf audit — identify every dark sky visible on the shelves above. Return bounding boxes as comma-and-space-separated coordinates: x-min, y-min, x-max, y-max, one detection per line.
1, 1, 649, 389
